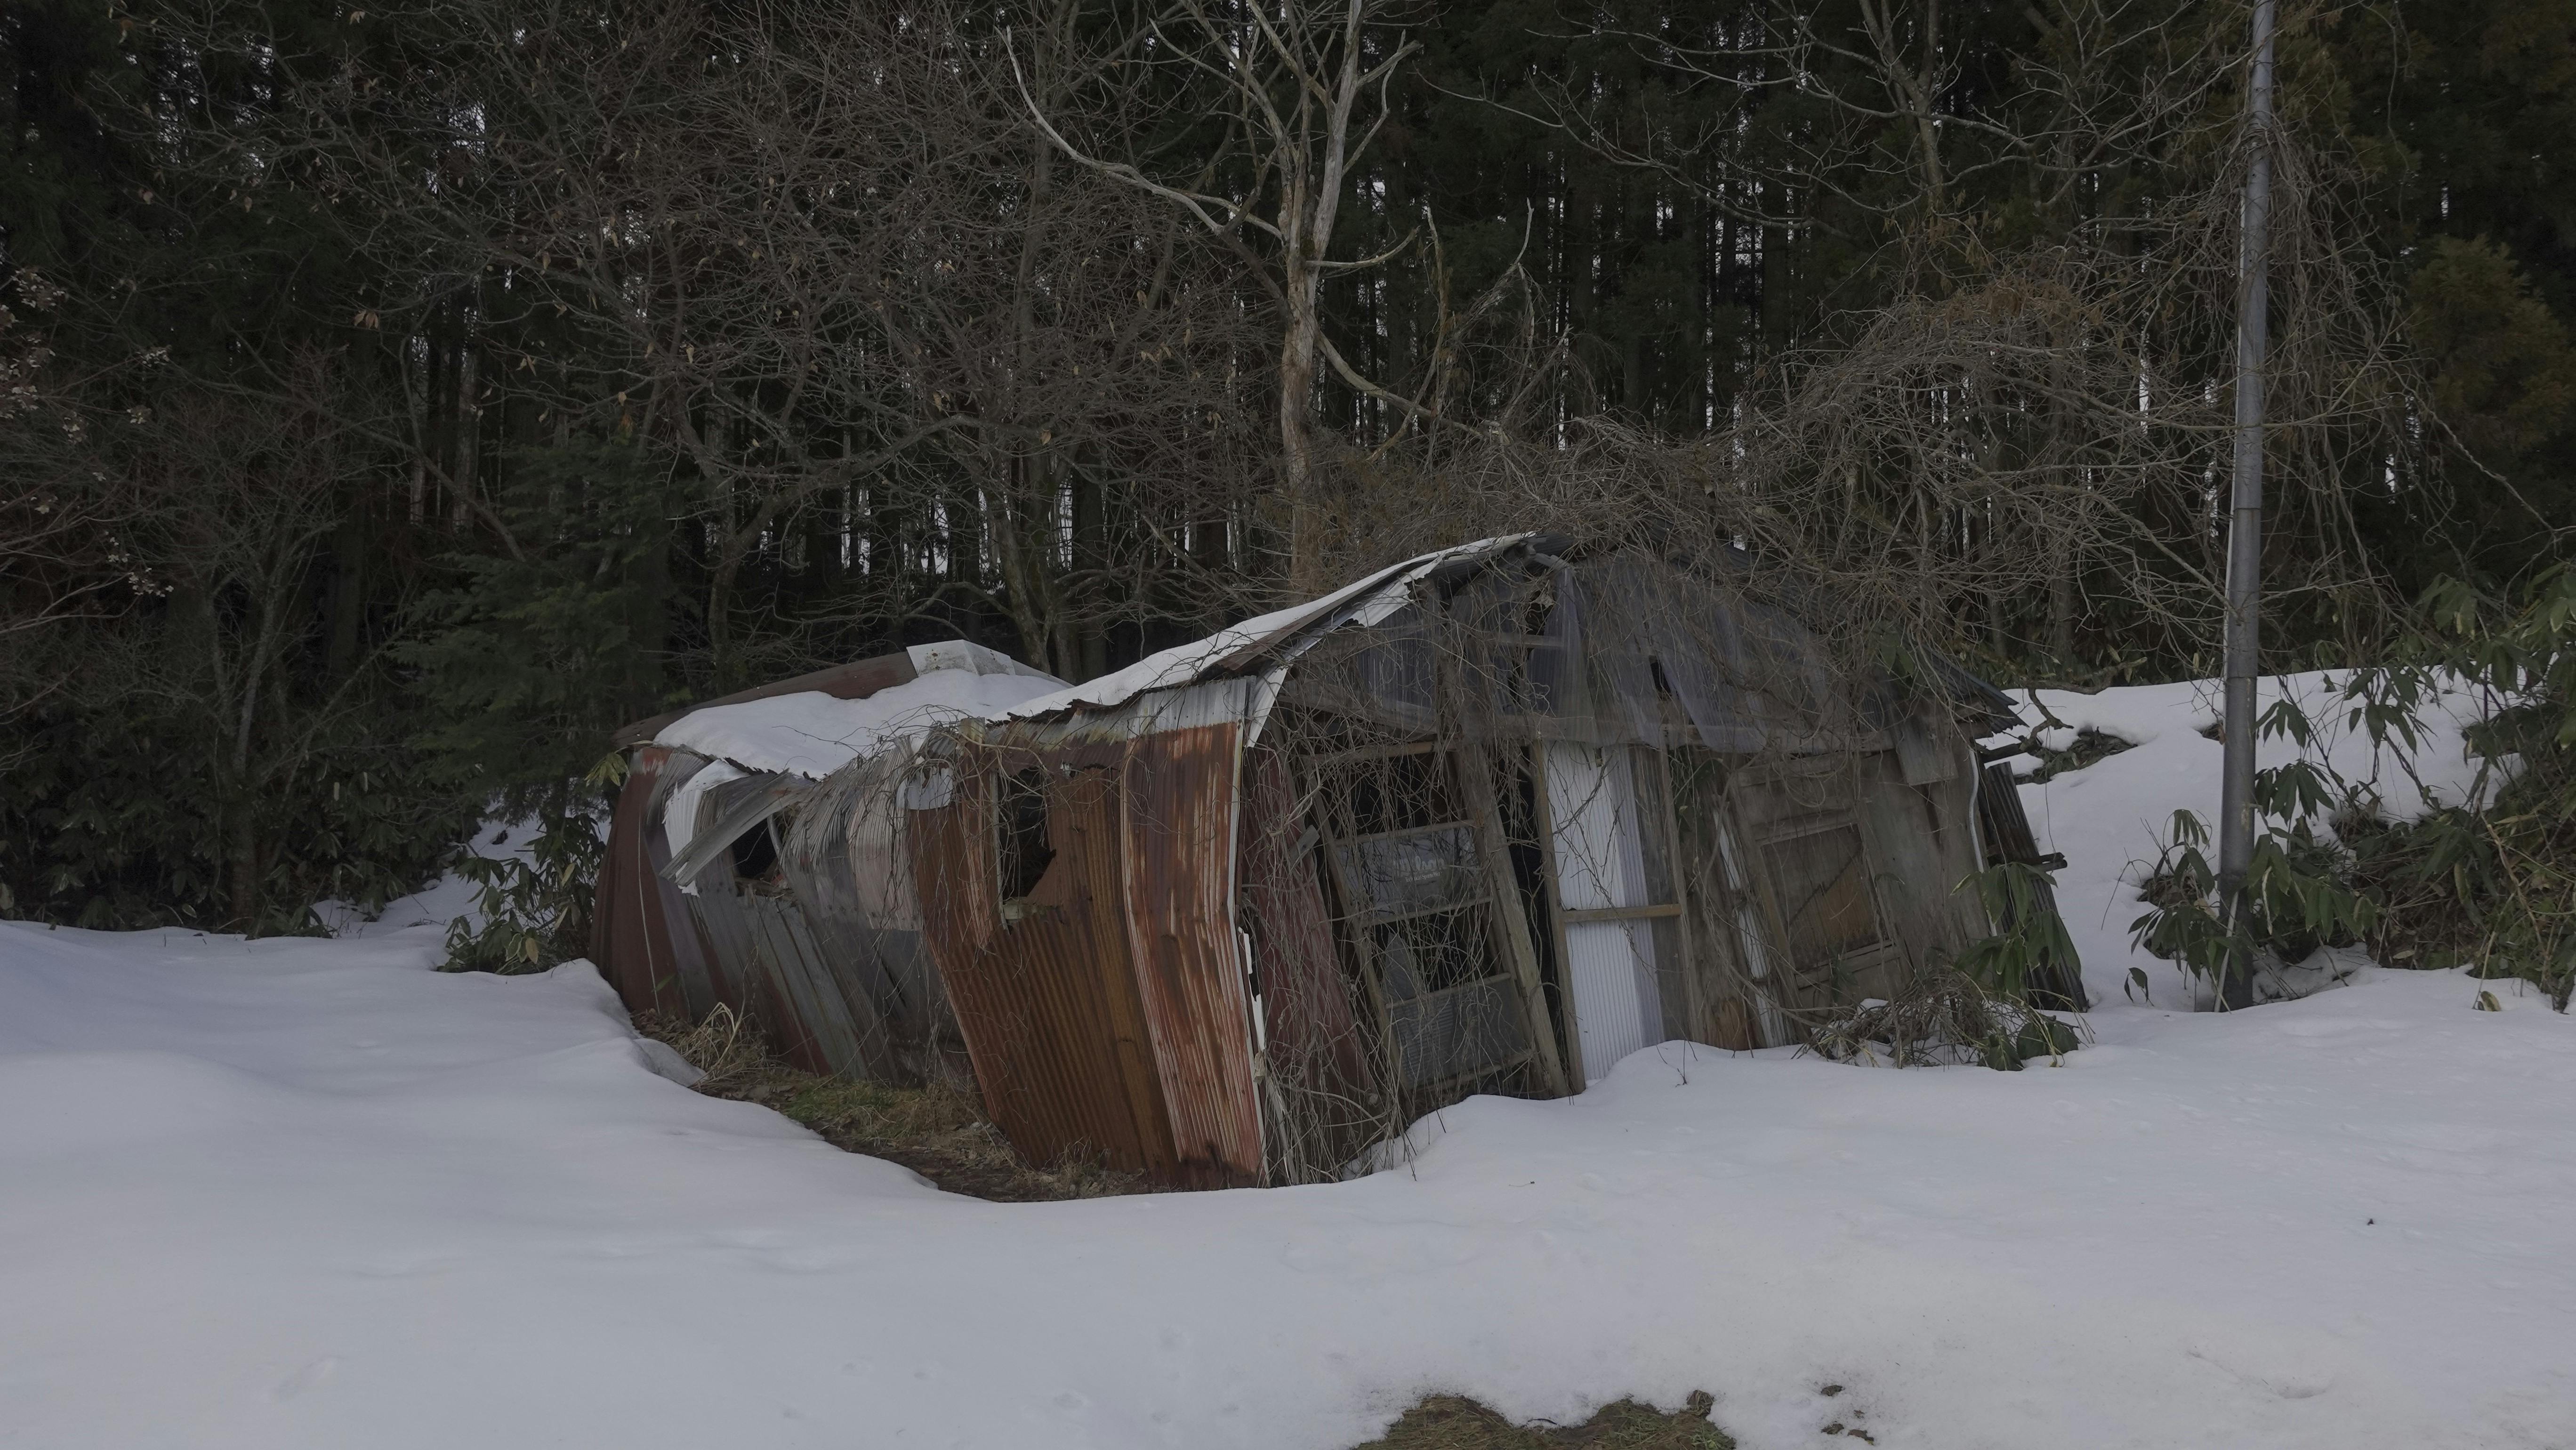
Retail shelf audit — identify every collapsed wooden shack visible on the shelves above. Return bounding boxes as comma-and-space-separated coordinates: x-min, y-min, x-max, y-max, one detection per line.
589, 639, 1065, 1087
592, 537, 2076, 1191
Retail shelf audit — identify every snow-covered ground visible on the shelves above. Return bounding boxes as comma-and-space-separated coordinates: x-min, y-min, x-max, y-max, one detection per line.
2012, 670, 2496, 1009
5, 676, 2571, 1450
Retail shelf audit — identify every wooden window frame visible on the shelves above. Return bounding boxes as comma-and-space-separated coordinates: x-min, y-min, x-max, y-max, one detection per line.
1746, 806, 1901, 997
1312, 742, 1570, 1098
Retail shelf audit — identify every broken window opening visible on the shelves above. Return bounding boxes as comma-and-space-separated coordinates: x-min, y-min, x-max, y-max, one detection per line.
1760, 820, 1887, 973
730, 818, 783, 884
998, 768, 1054, 902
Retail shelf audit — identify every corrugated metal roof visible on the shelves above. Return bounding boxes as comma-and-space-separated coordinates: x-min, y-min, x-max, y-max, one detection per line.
997, 536, 1533, 723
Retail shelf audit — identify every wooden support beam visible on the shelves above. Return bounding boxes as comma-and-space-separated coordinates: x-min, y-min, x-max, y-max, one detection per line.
1527, 744, 1584, 1087
1559, 902, 1683, 925
1641, 746, 1707, 1047
1458, 742, 1572, 1098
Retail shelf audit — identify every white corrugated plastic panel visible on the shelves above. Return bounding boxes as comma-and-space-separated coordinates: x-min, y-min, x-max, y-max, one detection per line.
1545, 742, 1666, 1084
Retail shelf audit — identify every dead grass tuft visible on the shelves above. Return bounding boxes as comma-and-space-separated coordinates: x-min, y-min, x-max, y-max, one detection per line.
633, 1007, 1143, 1202
640, 1001, 770, 1093
1354, 1392, 1731, 1450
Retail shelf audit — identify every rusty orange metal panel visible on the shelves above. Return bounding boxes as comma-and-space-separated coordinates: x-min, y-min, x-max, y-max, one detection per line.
913, 730, 1264, 1190
1119, 724, 1264, 1186
913, 752, 1177, 1181
592, 746, 714, 1022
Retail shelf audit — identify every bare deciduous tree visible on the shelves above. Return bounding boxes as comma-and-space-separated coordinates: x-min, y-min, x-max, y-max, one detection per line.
216, 0, 1271, 681
1017, 0, 1424, 588
0, 270, 138, 719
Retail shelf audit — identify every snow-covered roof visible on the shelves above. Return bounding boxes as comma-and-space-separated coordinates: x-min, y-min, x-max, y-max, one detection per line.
652, 641, 1065, 779
652, 540, 1530, 774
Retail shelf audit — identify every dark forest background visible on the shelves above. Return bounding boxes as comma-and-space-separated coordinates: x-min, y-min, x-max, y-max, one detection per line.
4, 0, 2570, 938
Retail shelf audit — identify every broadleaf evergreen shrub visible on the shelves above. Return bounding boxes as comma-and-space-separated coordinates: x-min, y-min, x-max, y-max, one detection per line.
2340, 568, 2576, 1008
2128, 691, 2380, 1000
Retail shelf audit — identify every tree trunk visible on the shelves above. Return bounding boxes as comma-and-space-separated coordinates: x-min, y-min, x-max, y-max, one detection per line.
1071, 469, 1108, 681
1280, 244, 1322, 593
452, 340, 480, 531
324, 500, 366, 678
2049, 540, 2077, 667
226, 798, 261, 937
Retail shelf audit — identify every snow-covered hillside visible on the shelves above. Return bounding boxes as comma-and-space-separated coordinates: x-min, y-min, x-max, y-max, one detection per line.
2011, 670, 2496, 1009
3, 677, 2569, 1450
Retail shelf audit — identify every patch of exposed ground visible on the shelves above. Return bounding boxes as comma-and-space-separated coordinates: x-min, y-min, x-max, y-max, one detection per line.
633, 1006, 1141, 1201
1354, 1392, 1736, 1450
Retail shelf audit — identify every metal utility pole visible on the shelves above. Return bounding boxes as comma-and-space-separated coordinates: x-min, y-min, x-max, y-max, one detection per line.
2215, 0, 2276, 1011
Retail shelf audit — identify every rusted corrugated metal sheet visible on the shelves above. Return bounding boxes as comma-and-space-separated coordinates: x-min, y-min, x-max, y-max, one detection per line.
1119, 722, 1264, 1182
778, 748, 962, 1087
683, 878, 849, 1079
675, 857, 799, 1057
741, 885, 890, 1079
913, 720, 1265, 1189
591, 745, 718, 1022
915, 750, 1176, 1176
670, 771, 897, 1082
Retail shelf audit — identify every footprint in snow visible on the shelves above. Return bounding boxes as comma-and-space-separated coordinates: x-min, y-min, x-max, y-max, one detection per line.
269, 1356, 339, 1402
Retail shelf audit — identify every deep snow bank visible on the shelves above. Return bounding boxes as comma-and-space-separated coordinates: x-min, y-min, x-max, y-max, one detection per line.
2008, 671, 2494, 1009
